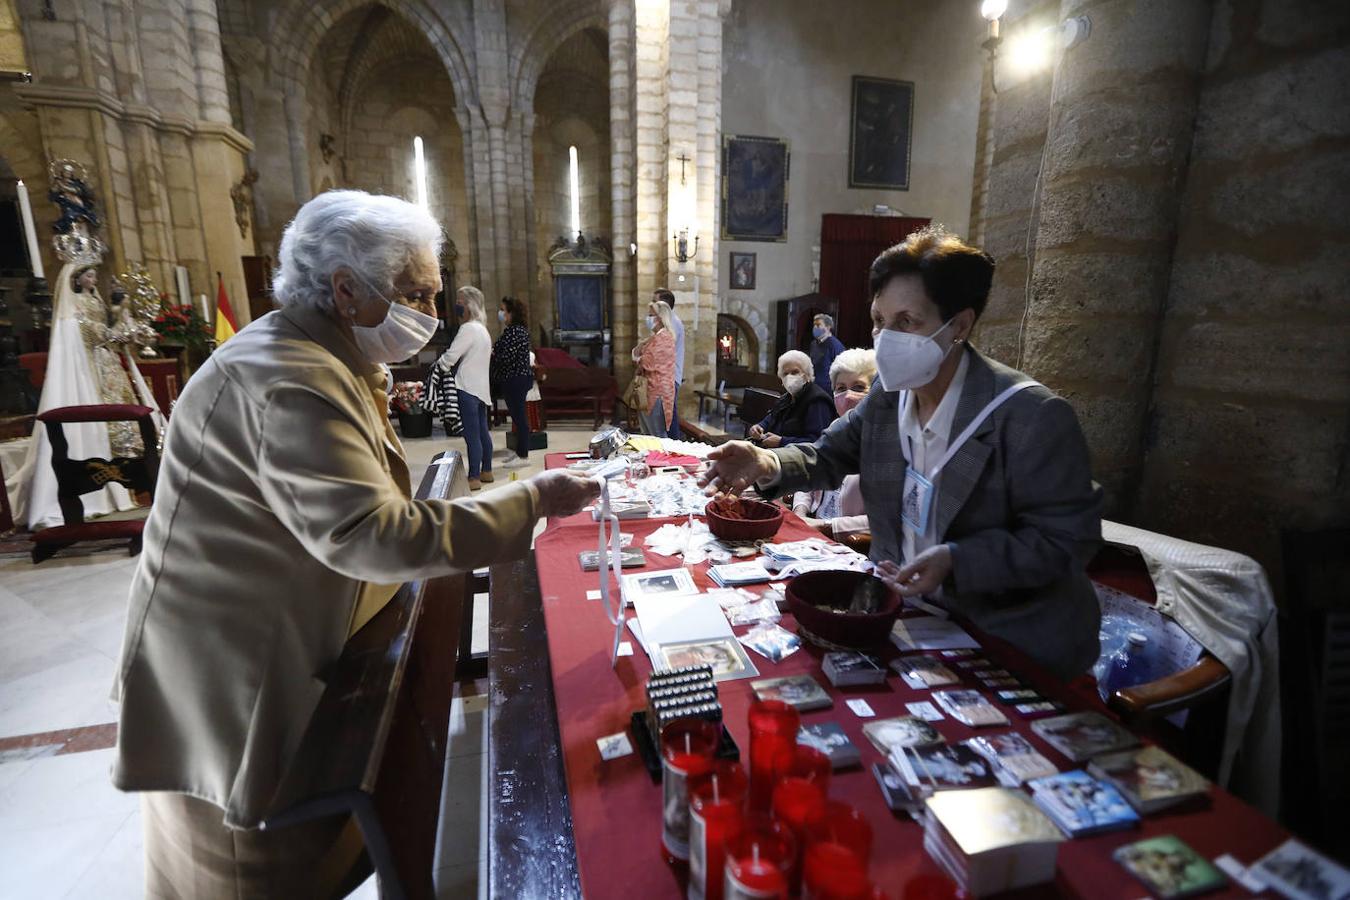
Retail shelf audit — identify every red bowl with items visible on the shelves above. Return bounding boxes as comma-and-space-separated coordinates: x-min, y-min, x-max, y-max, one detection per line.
704, 496, 785, 542
785, 570, 902, 649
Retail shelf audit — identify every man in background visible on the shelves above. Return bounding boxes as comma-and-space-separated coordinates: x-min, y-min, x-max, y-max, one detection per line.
657, 287, 684, 439
809, 313, 846, 393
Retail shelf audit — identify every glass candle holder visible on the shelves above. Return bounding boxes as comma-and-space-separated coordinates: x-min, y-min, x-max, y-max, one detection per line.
688, 761, 749, 900
804, 801, 873, 863
801, 840, 871, 900
662, 717, 720, 865
723, 815, 795, 900
748, 699, 800, 811
786, 744, 832, 791
771, 776, 828, 893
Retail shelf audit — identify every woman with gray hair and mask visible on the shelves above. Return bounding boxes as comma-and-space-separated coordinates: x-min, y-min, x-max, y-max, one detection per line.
109, 190, 599, 897
747, 349, 835, 447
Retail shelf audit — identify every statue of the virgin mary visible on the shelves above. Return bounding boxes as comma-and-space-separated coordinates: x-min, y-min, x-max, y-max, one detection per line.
4, 160, 163, 531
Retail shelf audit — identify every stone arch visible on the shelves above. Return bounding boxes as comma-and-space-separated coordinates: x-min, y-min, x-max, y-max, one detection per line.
720, 297, 772, 372
512, 1, 608, 111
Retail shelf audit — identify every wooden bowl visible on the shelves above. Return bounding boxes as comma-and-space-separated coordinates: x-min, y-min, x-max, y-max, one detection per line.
704, 497, 785, 542
785, 570, 902, 649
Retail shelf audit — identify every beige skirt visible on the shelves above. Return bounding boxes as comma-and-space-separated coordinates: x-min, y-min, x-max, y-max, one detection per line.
141, 791, 370, 899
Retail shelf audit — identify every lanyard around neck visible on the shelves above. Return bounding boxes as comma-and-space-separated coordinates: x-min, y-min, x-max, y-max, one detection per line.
900, 380, 1040, 479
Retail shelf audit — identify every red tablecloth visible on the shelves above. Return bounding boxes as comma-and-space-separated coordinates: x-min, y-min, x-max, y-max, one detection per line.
533, 454, 1287, 897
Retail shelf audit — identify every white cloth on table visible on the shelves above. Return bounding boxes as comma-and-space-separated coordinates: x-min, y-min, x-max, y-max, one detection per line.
1101, 520, 1281, 817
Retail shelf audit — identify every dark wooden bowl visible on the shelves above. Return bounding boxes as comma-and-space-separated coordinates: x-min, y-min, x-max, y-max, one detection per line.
786, 570, 902, 649
704, 497, 785, 542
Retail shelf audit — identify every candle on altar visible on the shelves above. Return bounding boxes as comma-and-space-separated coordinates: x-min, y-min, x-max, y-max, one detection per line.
747, 699, 799, 812
199, 293, 211, 325
688, 761, 748, 900
15, 180, 44, 279
801, 840, 871, 900
723, 817, 794, 900
787, 744, 832, 792
660, 718, 719, 866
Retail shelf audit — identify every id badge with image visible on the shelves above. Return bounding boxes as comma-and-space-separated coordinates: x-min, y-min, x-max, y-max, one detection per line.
900, 467, 934, 534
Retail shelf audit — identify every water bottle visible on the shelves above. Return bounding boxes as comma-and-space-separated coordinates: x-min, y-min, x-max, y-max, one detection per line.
1102, 632, 1154, 698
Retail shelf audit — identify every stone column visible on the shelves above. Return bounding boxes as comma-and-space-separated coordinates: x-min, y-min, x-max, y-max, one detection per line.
473, 0, 514, 303
186, 0, 231, 125
632, 0, 669, 383
690, 0, 723, 408
1017, 0, 1212, 510
608, 0, 637, 380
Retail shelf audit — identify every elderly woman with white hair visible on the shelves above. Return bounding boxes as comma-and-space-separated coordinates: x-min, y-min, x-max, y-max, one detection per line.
792, 347, 876, 535
747, 349, 836, 447
110, 190, 599, 897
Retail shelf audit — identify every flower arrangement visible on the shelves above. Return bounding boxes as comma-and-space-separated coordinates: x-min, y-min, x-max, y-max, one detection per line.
391, 381, 427, 415
152, 301, 212, 352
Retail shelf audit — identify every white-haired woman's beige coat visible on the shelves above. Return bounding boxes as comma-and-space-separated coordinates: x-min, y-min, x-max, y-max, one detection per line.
112, 304, 539, 833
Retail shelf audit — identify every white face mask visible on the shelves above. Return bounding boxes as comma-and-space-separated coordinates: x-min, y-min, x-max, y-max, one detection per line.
349, 277, 440, 364
782, 373, 807, 395
872, 318, 956, 391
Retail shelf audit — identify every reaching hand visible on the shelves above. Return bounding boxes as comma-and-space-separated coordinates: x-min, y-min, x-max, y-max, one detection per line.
760, 433, 783, 448
748, 424, 765, 440
529, 469, 602, 519
875, 545, 954, 597
698, 440, 778, 496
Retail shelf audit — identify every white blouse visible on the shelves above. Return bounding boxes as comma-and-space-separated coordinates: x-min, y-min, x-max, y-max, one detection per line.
437, 320, 492, 406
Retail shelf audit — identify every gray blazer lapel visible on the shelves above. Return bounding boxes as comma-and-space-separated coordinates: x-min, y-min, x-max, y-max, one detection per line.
935, 349, 997, 540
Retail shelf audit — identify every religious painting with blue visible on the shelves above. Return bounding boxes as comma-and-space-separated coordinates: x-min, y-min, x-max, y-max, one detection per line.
849, 76, 914, 190
722, 135, 790, 242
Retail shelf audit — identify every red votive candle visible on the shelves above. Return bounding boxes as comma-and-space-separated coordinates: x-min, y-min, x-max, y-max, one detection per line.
802, 840, 871, 900
771, 776, 827, 893
688, 761, 749, 900
787, 744, 832, 791
748, 699, 800, 811
723, 816, 795, 900
662, 718, 720, 866
804, 801, 873, 862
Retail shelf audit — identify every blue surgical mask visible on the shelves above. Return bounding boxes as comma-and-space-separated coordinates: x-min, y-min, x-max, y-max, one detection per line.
647, 316, 658, 331
498, 309, 506, 324
812, 326, 825, 339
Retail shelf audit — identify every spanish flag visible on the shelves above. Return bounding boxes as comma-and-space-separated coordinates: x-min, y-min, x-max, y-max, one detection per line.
215, 273, 238, 344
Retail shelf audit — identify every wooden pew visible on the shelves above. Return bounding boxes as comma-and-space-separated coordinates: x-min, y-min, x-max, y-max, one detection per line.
262, 450, 480, 900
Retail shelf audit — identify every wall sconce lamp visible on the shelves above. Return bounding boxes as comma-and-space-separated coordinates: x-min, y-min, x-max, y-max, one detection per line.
981, 0, 1090, 95
672, 227, 699, 263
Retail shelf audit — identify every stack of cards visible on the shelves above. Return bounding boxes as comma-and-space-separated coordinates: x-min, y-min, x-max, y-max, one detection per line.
922, 788, 1064, 898
1114, 836, 1227, 899
708, 561, 774, 587
797, 722, 862, 769
823, 651, 888, 687
1251, 838, 1350, 900
890, 743, 998, 800
1028, 770, 1141, 837
893, 655, 961, 689
1031, 712, 1139, 763
873, 761, 923, 817
751, 675, 832, 712
1087, 745, 1210, 814
862, 716, 944, 754
964, 732, 1059, 785
592, 498, 651, 520
578, 547, 647, 571
933, 690, 1010, 727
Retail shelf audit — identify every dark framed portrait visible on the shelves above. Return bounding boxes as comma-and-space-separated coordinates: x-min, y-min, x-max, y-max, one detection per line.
722, 135, 790, 241
849, 76, 915, 190
729, 252, 756, 290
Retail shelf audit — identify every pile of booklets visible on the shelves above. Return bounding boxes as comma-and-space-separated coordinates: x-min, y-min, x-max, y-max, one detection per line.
922, 787, 1064, 897
707, 560, 774, 587
1027, 770, 1141, 837
823, 651, 887, 687
1030, 712, 1140, 762
964, 732, 1059, 786
1086, 745, 1210, 814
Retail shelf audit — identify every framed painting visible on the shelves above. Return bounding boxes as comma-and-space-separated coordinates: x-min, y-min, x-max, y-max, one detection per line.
722, 135, 790, 242
729, 252, 756, 290
849, 76, 915, 190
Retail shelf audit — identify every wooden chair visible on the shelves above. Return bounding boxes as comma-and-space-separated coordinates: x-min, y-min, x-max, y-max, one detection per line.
738, 386, 782, 431
261, 451, 485, 900
30, 404, 159, 564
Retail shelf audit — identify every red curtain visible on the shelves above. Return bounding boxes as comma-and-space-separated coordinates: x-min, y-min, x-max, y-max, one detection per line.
819, 214, 930, 347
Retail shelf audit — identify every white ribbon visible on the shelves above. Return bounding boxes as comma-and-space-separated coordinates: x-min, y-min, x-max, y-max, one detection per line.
593, 458, 632, 667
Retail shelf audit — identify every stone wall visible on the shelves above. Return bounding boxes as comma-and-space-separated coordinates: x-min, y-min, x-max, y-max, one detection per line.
972, 0, 1350, 585
2, 0, 253, 325
720, 0, 985, 341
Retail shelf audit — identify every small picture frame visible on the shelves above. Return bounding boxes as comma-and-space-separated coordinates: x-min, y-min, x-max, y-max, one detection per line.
652, 636, 758, 681
729, 252, 756, 290
621, 567, 699, 606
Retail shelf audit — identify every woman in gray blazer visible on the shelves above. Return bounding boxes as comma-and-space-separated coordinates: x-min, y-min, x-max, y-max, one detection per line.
702, 226, 1103, 680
